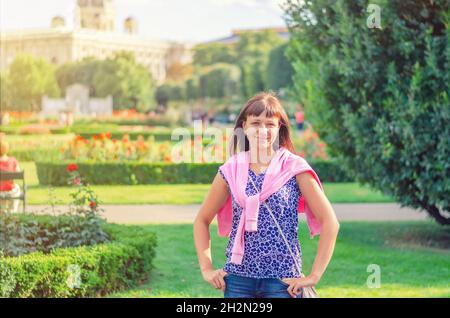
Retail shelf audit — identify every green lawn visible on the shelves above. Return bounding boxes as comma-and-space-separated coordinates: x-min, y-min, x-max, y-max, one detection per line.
21, 161, 393, 205
106, 220, 450, 298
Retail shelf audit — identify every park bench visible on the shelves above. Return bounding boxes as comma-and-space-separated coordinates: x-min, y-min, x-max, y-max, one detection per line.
0, 170, 26, 213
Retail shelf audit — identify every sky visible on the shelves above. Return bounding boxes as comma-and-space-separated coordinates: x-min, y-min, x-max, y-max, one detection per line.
0, 0, 287, 43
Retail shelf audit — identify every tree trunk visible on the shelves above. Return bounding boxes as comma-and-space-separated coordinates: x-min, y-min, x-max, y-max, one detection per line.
420, 201, 450, 226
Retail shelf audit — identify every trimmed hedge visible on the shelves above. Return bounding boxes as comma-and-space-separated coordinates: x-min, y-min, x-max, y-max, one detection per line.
0, 126, 19, 134
0, 126, 70, 135
0, 222, 157, 298
10, 148, 60, 162
35, 159, 353, 186
76, 131, 188, 142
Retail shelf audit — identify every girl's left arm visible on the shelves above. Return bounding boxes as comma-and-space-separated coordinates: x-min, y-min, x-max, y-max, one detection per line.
296, 172, 340, 285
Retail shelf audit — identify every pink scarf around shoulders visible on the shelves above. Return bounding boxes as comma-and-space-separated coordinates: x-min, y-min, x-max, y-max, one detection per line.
216, 146, 323, 265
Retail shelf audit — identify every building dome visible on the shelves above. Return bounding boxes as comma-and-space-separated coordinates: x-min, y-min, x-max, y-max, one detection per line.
124, 16, 138, 34
77, 0, 114, 7
76, 0, 115, 31
51, 16, 66, 28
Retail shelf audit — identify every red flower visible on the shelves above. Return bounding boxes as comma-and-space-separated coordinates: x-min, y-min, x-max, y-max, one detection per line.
89, 201, 97, 208
105, 132, 112, 139
66, 163, 78, 172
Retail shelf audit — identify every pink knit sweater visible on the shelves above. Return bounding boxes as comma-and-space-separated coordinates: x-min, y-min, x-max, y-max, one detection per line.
216, 146, 323, 265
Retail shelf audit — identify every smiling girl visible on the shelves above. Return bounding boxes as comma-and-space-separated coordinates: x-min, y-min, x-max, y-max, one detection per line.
193, 92, 339, 298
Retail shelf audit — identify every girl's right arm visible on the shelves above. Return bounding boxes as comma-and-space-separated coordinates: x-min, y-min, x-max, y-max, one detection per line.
193, 172, 230, 291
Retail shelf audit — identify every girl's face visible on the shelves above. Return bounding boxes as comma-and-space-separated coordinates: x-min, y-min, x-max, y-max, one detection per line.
243, 111, 280, 150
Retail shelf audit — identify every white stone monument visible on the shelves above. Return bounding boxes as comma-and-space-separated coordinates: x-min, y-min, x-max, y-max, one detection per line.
41, 83, 113, 117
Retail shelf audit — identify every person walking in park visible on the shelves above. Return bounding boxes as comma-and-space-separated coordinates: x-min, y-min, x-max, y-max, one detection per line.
194, 92, 340, 298
295, 105, 305, 135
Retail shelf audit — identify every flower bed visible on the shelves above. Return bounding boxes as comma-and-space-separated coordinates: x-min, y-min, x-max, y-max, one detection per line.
60, 133, 174, 162
59, 133, 226, 163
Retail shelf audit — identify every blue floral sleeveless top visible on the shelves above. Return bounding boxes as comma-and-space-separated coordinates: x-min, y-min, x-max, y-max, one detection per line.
218, 168, 303, 279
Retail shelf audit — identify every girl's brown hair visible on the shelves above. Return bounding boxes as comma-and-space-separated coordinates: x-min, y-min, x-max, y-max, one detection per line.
229, 91, 295, 155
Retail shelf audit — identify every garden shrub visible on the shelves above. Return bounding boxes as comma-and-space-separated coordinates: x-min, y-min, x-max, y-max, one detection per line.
1, 164, 109, 257
36, 159, 353, 185
0, 213, 109, 257
0, 220, 157, 298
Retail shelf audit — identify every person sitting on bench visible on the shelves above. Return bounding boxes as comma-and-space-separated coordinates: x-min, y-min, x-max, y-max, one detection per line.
0, 138, 22, 213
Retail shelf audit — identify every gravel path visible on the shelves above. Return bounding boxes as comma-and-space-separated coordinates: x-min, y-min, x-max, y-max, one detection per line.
25, 203, 429, 224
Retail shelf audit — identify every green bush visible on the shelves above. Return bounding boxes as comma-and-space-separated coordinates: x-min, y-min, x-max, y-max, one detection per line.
199, 63, 241, 99
156, 83, 186, 106
0, 222, 157, 298
35, 159, 352, 186
0, 252, 16, 297
0, 213, 109, 257
285, 0, 450, 224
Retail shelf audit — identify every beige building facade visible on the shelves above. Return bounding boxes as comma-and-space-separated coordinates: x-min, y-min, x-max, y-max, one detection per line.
0, 0, 193, 83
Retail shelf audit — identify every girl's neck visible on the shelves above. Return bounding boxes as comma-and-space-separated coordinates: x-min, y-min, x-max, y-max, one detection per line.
249, 146, 276, 165
0, 155, 8, 161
